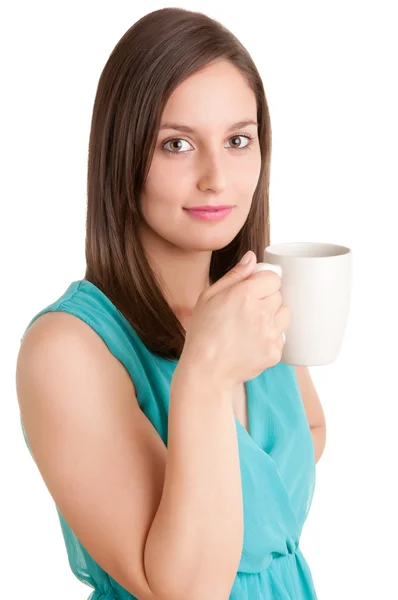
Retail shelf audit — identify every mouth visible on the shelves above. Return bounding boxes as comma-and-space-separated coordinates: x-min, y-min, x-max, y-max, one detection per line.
183, 205, 234, 211
183, 206, 234, 221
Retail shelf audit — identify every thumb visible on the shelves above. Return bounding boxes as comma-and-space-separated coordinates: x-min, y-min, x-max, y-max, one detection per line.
205, 250, 257, 299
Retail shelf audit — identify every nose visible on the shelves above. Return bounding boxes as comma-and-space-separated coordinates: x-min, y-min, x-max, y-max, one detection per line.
197, 154, 228, 194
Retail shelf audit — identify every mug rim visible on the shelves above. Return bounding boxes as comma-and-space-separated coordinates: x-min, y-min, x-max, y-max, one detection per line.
265, 241, 351, 258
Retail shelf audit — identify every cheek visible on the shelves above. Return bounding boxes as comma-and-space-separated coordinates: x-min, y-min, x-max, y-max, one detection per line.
147, 156, 190, 199
140, 177, 185, 226
233, 159, 261, 196
248, 159, 262, 194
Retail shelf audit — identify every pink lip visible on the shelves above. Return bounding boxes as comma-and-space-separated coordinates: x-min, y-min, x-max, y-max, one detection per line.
184, 207, 234, 221
184, 205, 233, 211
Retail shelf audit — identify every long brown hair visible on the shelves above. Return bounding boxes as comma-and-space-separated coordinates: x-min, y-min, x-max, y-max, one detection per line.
84, 7, 272, 362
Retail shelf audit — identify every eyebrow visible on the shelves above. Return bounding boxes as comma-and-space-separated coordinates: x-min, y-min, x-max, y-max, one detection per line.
159, 119, 259, 133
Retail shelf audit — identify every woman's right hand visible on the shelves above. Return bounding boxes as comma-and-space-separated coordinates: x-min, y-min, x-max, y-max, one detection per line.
181, 251, 291, 387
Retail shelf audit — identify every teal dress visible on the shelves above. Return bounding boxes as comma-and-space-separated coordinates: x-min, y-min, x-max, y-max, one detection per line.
19, 279, 318, 599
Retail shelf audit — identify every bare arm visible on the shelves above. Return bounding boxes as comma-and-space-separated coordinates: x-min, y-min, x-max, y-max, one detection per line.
145, 358, 243, 600
310, 425, 327, 464
16, 313, 242, 600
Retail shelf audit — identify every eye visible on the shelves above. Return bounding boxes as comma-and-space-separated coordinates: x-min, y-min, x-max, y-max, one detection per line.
162, 134, 254, 155
225, 135, 251, 150
163, 139, 192, 153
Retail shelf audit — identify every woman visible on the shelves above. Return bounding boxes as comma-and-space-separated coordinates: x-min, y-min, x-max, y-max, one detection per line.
16, 7, 319, 599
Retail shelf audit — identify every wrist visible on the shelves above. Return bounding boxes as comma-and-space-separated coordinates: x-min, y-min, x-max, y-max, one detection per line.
173, 351, 234, 398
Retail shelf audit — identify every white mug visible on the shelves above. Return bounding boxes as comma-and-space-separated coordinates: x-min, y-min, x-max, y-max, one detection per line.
253, 242, 353, 366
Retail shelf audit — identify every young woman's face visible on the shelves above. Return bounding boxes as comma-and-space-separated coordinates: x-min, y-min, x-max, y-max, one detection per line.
139, 60, 262, 254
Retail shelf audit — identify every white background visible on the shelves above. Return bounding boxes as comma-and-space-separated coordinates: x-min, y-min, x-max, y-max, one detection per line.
2, 1, 397, 598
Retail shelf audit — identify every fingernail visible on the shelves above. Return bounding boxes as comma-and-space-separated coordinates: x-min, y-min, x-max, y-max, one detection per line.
239, 251, 251, 265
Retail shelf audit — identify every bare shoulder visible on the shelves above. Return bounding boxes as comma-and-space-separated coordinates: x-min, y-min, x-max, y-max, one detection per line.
18, 310, 137, 396
16, 310, 164, 600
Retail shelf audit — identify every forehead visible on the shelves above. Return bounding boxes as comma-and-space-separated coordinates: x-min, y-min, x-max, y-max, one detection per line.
160, 61, 257, 133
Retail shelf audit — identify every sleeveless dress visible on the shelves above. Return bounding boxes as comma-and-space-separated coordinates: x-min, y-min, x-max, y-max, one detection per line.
19, 279, 318, 600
